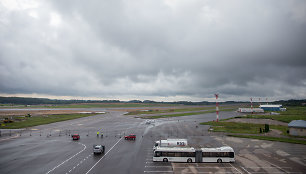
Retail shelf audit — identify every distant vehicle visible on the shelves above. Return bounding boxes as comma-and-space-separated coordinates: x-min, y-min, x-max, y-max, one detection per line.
146, 120, 155, 124
153, 146, 235, 163
154, 139, 188, 150
72, 134, 80, 140
93, 145, 105, 154
124, 134, 136, 140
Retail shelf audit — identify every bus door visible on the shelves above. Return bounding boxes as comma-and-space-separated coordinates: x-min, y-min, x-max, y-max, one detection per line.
195, 150, 202, 163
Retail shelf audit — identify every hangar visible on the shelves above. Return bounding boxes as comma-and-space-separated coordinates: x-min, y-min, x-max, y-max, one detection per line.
259, 104, 286, 111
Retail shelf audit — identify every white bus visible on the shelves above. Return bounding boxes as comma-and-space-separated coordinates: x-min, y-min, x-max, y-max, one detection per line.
201, 146, 235, 163
153, 146, 234, 163
153, 147, 196, 162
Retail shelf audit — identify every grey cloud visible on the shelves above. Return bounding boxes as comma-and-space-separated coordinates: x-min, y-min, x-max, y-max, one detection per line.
0, 0, 306, 101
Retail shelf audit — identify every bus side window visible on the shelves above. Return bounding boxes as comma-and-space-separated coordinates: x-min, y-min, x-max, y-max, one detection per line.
155, 151, 161, 157
161, 152, 167, 156
187, 152, 195, 157
223, 152, 229, 157
229, 152, 234, 158
175, 152, 182, 157
168, 152, 175, 157
202, 152, 209, 157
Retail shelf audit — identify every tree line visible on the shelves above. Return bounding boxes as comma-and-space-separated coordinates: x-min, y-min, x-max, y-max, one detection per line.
0, 96, 305, 106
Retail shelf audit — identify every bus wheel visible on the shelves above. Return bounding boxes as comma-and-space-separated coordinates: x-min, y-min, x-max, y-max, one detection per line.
163, 158, 168, 162
187, 158, 192, 163
217, 159, 222, 163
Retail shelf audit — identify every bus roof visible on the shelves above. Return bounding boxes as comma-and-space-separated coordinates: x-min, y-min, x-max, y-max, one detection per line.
158, 139, 187, 142
201, 146, 234, 152
165, 139, 187, 141
155, 146, 195, 152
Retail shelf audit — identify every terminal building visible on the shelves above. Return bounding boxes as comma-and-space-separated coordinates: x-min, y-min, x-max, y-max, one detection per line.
288, 120, 306, 136
259, 104, 286, 111
238, 108, 264, 113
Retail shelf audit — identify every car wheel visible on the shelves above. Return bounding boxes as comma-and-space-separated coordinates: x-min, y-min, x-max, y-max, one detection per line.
217, 159, 222, 163
163, 158, 168, 162
187, 158, 192, 163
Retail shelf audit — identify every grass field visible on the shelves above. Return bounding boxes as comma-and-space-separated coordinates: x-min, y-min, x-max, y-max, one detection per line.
200, 121, 288, 135
200, 106, 306, 144
0, 113, 98, 129
243, 106, 306, 123
228, 135, 306, 145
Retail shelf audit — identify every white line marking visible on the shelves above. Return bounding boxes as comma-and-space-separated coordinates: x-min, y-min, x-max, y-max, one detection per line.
252, 172, 302, 174
0, 134, 19, 142
168, 167, 236, 169
144, 172, 238, 174
85, 138, 123, 174
46, 142, 86, 174
145, 166, 172, 168
241, 166, 251, 174
144, 171, 173, 173
247, 167, 291, 169
264, 160, 290, 173
229, 163, 242, 174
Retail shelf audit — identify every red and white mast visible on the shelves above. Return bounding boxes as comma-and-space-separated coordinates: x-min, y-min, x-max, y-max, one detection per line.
215, 94, 219, 122
250, 97, 253, 114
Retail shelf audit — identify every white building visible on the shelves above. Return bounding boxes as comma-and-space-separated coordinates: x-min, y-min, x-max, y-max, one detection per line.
288, 120, 306, 136
238, 108, 264, 113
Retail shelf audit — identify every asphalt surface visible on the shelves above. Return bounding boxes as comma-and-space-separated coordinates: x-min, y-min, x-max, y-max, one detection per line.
0, 108, 305, 174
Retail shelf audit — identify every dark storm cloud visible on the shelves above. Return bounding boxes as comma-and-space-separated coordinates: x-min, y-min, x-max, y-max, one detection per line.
0, 0, 306, 101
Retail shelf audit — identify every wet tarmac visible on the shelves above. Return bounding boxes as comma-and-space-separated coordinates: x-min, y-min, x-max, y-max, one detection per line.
0, 109, 305, 174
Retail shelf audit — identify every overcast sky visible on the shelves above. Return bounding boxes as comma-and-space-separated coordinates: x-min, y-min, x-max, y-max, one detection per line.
0, 0, 306, 102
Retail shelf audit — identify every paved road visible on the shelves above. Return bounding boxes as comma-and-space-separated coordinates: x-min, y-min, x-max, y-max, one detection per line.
0, 109, 305, 174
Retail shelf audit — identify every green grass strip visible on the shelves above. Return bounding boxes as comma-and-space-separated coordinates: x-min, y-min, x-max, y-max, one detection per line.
228, 134, 306, 145
0, 113, 99, 129
244, 106, 306, 123
200, 121, 289, 135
